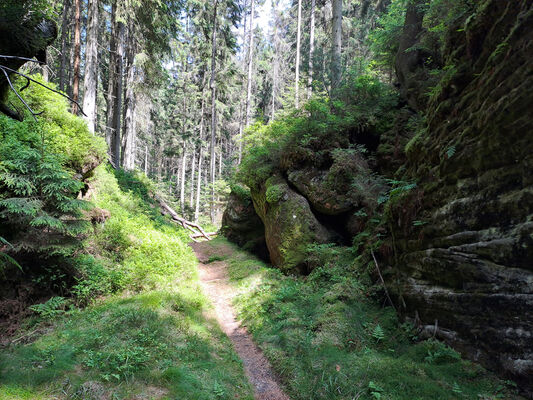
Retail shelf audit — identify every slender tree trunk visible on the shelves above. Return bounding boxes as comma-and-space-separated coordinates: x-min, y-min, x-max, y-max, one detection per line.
189, 148, 196, 208
122, 27, 136, 170
237, 0, 248, 165
307, 0, 316, 99
71, 0, 81, 114
59, 0, 70, 92
195, 146, 203, 223
112, 22, 125, 168
332, 0, 343, 89
295, 0, 302, 108
144, 145, 148, 175
244, 0, 255, 129
106, 0, 117, 160
180, 148, 187, 212
209, 0, 219, 224
271, 4, 279, 121
195, 88, 206, 223
82, 0, 99, 133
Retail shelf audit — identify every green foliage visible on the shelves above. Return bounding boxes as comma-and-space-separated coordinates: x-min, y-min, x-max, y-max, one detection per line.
29, 296, 67, 319
1, 291, 254, 399
237, 71, 398, 190
0, 74, 106, 257
265, 184, 285, 204
368, 0, 408, 69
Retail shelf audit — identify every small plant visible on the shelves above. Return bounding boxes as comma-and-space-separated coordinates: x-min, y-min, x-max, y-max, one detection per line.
446, 145, 456, 159
372, 324, 386, 342
424, 339, 461, 364
368, 380, 385, 399
29, 296, 67, 319
213, 381, 226, 398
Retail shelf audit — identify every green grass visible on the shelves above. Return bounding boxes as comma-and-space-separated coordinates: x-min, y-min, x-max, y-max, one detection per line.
0, 168, 254, 400
206, 237, 521, 400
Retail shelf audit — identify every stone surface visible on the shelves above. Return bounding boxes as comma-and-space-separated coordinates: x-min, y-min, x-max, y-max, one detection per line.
221, 191, 268, 261
250, 175, 334, 273
388, 0, 533, 394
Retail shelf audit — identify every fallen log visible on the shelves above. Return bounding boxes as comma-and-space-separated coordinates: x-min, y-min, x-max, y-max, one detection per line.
190, 232, 217, 239
155, 195, 213, 241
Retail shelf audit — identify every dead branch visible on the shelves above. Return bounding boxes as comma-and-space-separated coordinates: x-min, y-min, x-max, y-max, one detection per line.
370, 249, 397, 312
191, 232, 217, 239
155, 195, 213, 241
0, 67, 38, 121
0, 65, 86, 117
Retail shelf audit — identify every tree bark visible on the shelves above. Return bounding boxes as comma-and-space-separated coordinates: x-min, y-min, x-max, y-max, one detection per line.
189, 148, 196, 208
122, 26, 136, 171
59, 0, 70, 92
209, 0, 219, 224
180, 148, 187, 212
82, 0, 99, 133
237, 0, 248, 165
331, 0, 343, 89
295, 0, 302, 108
195, 88, 206, 224
244, 0, 255, 128
71, 0, 81, 114
307, 0, 316, 99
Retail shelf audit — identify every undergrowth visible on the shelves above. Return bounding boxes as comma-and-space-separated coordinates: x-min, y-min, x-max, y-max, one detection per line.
204, 237, 521, 400
0, 167, 254, 400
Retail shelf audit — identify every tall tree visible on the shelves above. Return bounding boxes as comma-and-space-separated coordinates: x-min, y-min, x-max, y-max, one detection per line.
295, 0, 302, 108
59, 0, 70, 92
209, 0, 219, 223
331, 0, 343, 89
244, 0, 255, 128
71, 0, 81, 114
307, 0, 316, 99
82, 0, 99, 133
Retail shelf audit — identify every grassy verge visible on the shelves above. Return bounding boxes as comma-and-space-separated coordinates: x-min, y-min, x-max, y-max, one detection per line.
203, 237, 521, 400
0, 167, 253, 400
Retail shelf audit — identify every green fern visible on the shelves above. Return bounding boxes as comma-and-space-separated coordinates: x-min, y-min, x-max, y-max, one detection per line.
372, 324, 386, 342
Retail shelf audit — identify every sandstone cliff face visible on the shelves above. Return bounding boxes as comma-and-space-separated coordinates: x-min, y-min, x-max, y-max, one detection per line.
390, 0, 533, 392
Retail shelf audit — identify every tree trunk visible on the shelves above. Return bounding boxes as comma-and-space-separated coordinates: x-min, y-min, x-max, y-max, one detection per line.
195, 88, 206, 223
59, 0, 70, 93
180, 148, 187, 212
307, 0, 316, 99
244, 0, 255, 128
144, 144, 148, 175
106, 0, 117, 161
295, 0, 302, 108
82, 0, 99, 133
122, 27, 136, 171
189, 148, 196, 208
209, 0, 219, 224
237, 0, 248, 165
71, 0, 81, 114
331, 0, 343, 89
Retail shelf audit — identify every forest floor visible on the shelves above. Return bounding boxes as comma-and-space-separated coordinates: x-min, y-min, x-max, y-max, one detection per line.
196, 237, 523, 400
192, 241, 289, 400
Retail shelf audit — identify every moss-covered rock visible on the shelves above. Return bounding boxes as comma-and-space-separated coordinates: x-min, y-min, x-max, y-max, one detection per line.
221, 189, 269, 261
250, 175, 334, 273
388, 0, 533, 393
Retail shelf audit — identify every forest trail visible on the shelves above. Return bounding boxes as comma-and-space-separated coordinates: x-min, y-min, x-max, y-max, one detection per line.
191, 242, 290, 400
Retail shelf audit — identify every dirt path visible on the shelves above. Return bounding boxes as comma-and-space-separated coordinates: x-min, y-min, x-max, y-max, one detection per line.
191, 242, 290, 400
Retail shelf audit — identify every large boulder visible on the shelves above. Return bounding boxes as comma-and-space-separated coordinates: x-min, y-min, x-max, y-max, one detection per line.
221, 190, 268, 260
251, 175, 334, 273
